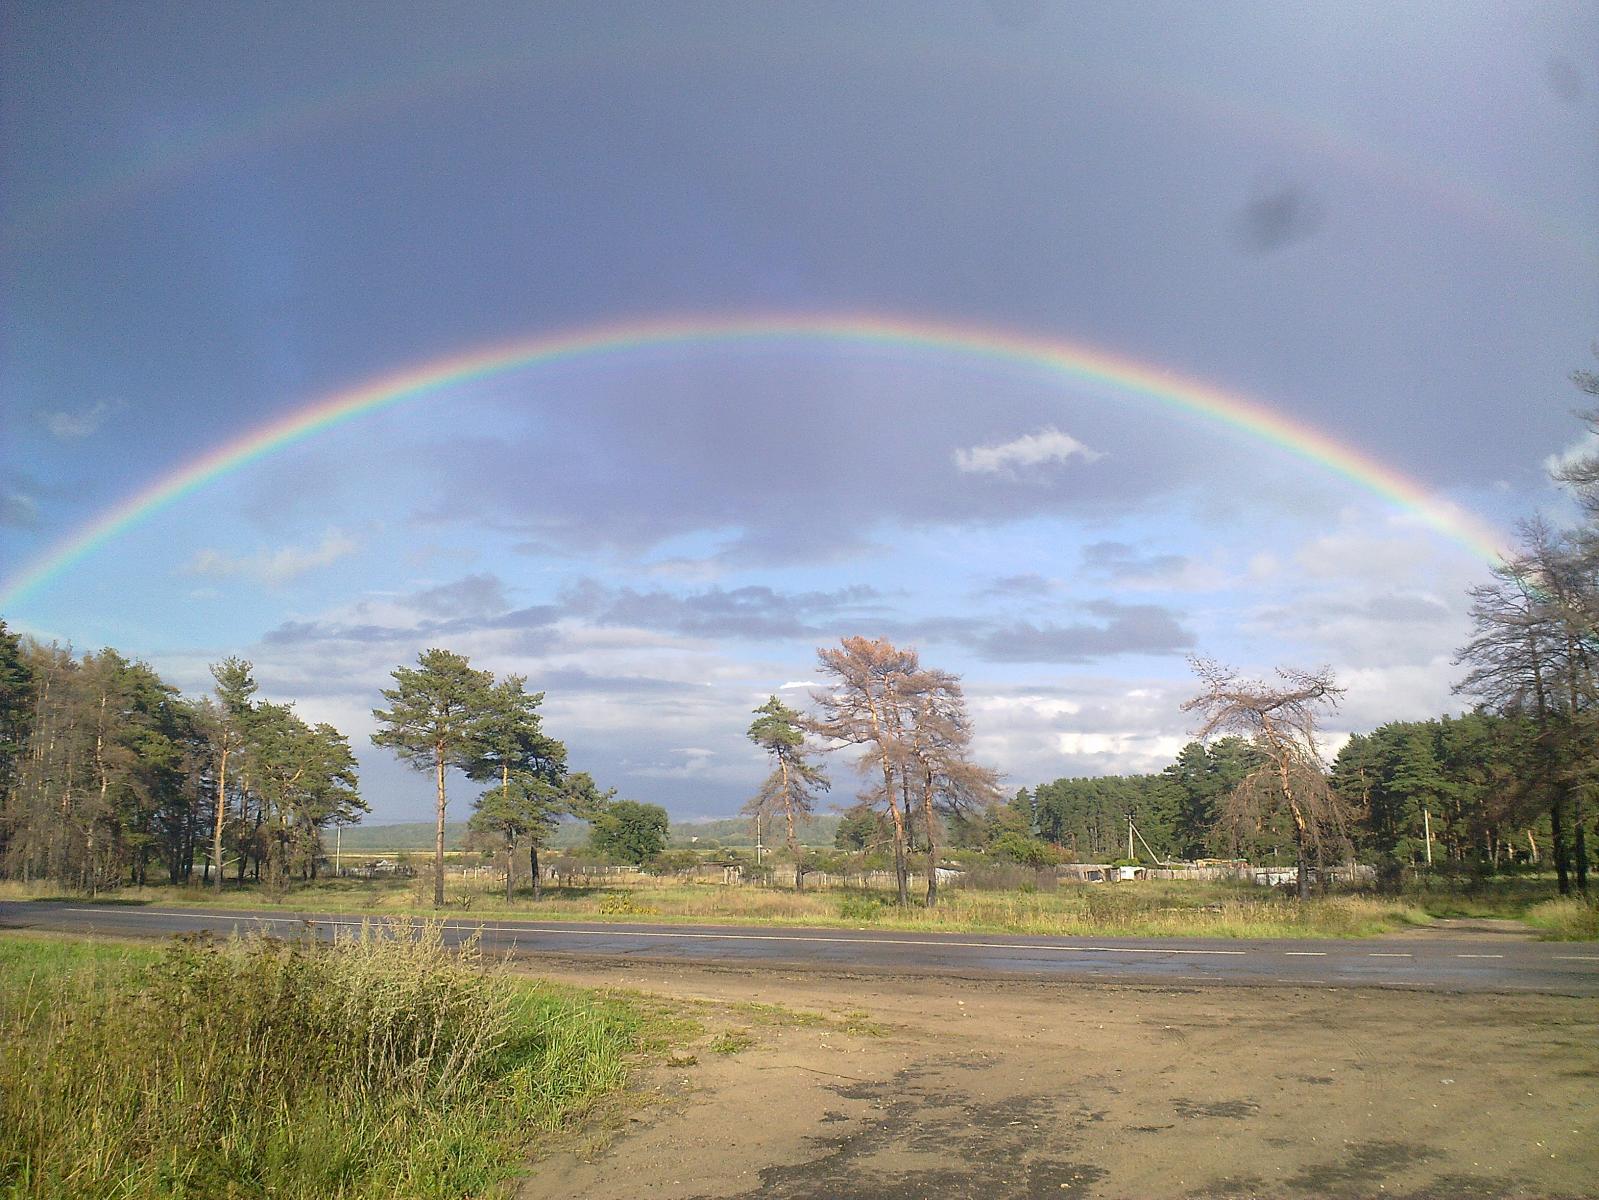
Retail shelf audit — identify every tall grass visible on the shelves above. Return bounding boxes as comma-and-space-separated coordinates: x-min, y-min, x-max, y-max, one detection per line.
1524, 896, 1599, 941
0, 925, 644, 1199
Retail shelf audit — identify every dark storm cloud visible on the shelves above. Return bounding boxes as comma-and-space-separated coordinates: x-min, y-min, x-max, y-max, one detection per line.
972, 600, 1194, 662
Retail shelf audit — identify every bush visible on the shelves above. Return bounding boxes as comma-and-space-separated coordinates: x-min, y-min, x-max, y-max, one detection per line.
647, 849, 701, 874
989, 832, 1065, 868
837, 894, 891, 921
597, 892, 658, 915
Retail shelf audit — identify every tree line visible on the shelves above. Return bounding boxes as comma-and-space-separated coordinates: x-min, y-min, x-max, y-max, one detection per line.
0, 636, 363, 892
1011, 372, 1599, 898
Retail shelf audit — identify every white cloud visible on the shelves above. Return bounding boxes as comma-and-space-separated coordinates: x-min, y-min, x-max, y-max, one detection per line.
953, 427, 1103, 476
41, 400, 121, 439
185, 530, 358, 586
1544, 429, 1599, 479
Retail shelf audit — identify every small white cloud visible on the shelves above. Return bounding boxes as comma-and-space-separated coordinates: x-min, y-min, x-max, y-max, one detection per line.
1544, 429, 1599, 479
778, 679, 823, 690
41, 400, 121, 440
185, 530, 358, 586
1, 490, 39, 529
954, 427, 1103, 476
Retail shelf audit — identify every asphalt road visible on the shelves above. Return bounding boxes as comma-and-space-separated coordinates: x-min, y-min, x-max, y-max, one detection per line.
3, 900, 1595, 995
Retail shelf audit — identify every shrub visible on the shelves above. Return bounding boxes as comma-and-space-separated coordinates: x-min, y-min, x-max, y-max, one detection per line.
989, 832, 1064, 868
837, 894, 890, 921
598, 892, 659, 915
647, 849, 701, 874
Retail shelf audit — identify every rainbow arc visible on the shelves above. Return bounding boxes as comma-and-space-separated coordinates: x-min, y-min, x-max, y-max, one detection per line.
0, 313, 1510, 609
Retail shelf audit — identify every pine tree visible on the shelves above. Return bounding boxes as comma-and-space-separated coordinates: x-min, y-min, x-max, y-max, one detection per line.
372, 649, 493, 907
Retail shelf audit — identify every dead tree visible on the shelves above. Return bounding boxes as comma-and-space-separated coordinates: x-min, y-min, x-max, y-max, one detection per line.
904, 672, 1001, 907
1182, 658, 1350, 900
811, 637, 921, 904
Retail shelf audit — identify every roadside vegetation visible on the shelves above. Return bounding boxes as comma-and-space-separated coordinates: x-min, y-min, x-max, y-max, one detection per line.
1, 873, 1447, 939
0, 925, 656, 1200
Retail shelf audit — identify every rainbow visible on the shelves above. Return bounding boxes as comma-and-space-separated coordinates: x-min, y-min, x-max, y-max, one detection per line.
0, 313, 1510, 609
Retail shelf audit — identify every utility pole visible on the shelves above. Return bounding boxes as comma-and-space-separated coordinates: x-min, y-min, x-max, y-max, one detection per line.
1128, 813, 1135, 862
335, 825, 342, 877
755, 814, 764, 865
1422, 808, 1434, 867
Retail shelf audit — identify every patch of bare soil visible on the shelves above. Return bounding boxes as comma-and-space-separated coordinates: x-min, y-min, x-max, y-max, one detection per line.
516, 961, 1597, 1200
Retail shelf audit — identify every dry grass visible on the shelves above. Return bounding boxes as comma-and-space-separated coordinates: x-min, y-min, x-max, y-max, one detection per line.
1524, 896, 1599, 940
10, 874, 1450, 939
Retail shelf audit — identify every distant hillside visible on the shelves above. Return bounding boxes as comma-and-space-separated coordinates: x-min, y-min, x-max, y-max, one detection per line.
334, 822, 471, 852
340, 812, 840, 852
336, 820, 591, 852
668, 813, 840, 848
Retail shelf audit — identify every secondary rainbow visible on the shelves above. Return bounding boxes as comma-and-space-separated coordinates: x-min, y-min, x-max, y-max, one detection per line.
0, 313, 1510, 609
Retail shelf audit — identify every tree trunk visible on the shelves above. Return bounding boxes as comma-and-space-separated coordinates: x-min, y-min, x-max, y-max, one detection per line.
213, 745, 228, 892
530, 842, 542, 901
433, 742, 447, 908
1552, 795, 1571, 897
780, 760, 802, 892
922, 768, 939, 908
1292, 816, 1309, 901
1573, 792, 1589, 895
887, 802, 909, 905
506, 834, 516, 902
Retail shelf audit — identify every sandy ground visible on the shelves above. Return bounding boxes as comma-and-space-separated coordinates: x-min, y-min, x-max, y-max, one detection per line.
516, 955, 1598, 1200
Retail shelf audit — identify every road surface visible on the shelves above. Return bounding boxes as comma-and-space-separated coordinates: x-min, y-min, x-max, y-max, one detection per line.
2, 900, 1594, 994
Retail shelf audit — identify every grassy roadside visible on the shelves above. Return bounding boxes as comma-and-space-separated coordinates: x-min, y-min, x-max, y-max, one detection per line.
1, 876, 1449, 939
1523, 896, 1599, 940
8, 873, 1591, 939
0, 927, 675, 1200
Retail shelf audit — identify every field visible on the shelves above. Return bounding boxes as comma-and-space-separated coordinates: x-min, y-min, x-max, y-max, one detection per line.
0, 928, 675, 1200
4, 871, 1594, 940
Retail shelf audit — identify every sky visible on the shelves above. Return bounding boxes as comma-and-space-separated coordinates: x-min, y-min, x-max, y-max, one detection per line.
3, 1, 1597, 823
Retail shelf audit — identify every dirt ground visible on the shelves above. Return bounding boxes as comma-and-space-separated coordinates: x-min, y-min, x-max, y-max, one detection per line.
516, 958, 1598, 1200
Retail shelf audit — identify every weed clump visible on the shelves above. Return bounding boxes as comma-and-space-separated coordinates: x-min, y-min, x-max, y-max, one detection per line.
597, 892, 659, 915
837, 893, 891, 921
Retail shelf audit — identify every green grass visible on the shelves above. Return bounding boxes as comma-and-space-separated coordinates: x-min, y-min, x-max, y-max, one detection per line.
0, 926, 656, 1199
708, 1029, 755, 1056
